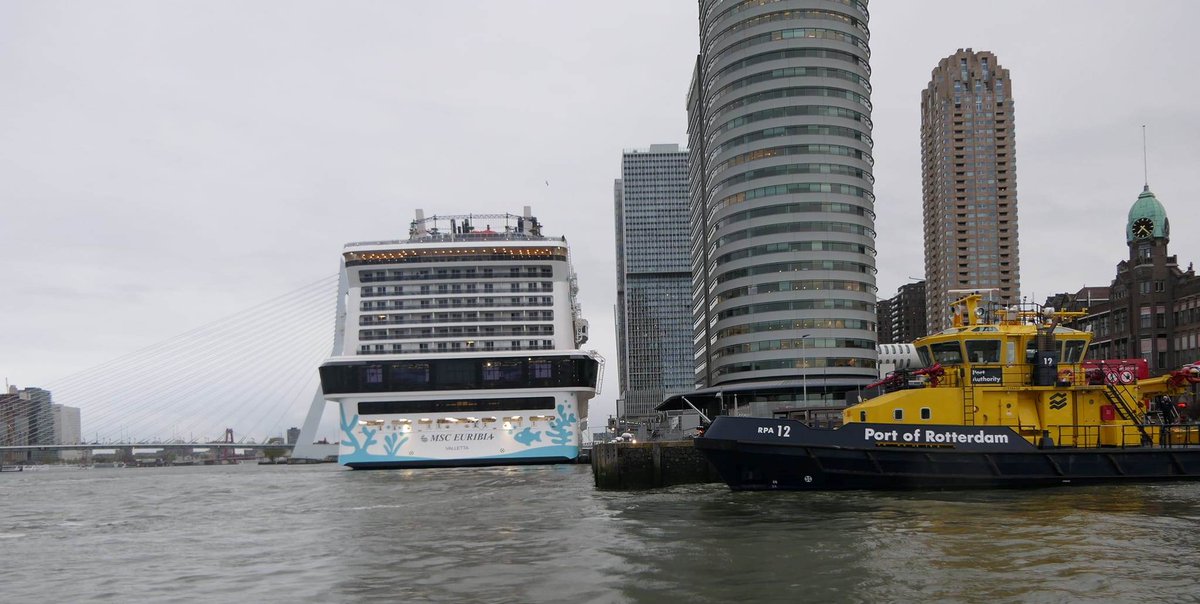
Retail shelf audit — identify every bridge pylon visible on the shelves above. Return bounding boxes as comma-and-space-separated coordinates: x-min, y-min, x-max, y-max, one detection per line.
292, 264, 347, 462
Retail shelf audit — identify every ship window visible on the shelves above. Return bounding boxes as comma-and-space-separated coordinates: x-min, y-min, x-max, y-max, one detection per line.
965, 340, 1001, 363
920, 408, 931, 420
930, 342, 964, 364
859, 411, 866, 422
893, 409, 904, 420
391, 362, 430, 385
482, 360, 524, 384
917, 346, 933, 367
1062, 340, 1087, 364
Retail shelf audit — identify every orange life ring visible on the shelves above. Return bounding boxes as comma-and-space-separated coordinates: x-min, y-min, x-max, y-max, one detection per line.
1057, 369, 1074, 383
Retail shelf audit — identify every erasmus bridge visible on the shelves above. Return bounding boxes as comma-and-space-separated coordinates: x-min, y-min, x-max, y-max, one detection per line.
1, 275, 345, 462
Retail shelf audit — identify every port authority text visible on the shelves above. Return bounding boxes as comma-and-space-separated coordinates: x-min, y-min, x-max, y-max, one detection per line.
863, 427, 1009, 444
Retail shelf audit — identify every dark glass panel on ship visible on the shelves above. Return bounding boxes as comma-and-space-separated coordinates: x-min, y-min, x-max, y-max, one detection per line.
359, 396, 556, 415
391, 362, 430, 386
930, 342, 964, 365
319, 355, 600, 394
965, 340, 1000, 364
917, 346, 933, 367
1062, 340, 1088, 364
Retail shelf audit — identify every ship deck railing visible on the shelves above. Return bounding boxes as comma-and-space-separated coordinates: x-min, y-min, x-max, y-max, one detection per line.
362, 285, 555, 296
916, 365, 1146, 390
1046, 423, 1200, 449
362, 301, 555, 310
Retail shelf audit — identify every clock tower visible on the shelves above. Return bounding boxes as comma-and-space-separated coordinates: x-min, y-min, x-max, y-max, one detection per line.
1126, 185, 1169, 246
1051, 183, 1200, 377
1115, 185, 1176, 370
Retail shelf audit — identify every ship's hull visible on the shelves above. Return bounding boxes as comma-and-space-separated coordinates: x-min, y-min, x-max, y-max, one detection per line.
696, 416, 1200, 491
335, 395, 586, 470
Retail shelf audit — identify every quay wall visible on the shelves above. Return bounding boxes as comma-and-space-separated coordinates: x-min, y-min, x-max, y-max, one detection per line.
591, 440, 721, 489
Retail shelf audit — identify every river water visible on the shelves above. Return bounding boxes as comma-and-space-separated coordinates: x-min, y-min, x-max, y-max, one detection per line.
3, 464, 1200, 603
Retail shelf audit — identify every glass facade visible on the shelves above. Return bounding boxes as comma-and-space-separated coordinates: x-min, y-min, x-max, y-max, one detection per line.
688, 0, 877, 398
614, 145, 694, 421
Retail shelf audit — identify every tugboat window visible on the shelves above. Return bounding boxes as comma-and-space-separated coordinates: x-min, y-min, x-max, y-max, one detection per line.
1062, 340, 1087, 364
966, 340, 1001, 363
917, 346, 933, 367
920, 407, 931, 420
893, 409, 904, 420
930, 342, 964, 364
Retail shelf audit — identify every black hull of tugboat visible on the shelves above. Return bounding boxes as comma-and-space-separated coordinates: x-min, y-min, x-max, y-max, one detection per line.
695, 417, 1200, 491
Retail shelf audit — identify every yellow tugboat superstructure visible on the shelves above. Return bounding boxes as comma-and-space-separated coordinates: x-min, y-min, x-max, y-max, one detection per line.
695, 293, 1200, 490
848, 293, 1200, 448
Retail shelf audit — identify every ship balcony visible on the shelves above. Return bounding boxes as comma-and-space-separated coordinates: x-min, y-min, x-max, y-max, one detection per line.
361, 299, 555, 311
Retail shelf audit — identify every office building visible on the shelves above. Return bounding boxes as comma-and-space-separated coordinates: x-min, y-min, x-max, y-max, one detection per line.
879, 280, 927, 344
52, 403, 83, 462
684, 0, 878, 413
921, 48, 1020, 333
0, 385, 55, 463
614, 145, 694, 422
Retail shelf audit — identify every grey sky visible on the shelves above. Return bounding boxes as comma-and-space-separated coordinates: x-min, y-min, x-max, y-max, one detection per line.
3, 1, 1198, 432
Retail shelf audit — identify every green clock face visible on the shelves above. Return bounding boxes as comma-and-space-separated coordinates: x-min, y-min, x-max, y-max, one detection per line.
1133, 217, 1154, 239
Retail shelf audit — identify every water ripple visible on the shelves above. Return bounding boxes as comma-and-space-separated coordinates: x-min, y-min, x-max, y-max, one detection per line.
4, 465, 1200, 602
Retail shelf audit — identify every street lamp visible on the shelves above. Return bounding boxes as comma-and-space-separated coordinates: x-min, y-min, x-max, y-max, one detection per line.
801, 334, 811, 403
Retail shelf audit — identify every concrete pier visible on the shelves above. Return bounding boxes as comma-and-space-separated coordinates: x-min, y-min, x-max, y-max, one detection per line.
591, 440, 722, 490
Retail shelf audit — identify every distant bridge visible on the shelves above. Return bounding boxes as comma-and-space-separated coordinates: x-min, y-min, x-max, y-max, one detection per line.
5, 275, 344, 461
0, 443, 297, 453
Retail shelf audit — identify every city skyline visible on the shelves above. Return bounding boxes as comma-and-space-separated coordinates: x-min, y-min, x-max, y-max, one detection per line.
3, 1, 1200, 428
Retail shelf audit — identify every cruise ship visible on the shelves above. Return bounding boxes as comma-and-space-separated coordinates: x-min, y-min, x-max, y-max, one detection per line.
318, 208, 603, 469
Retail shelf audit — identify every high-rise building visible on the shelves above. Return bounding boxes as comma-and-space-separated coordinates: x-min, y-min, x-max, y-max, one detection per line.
876, 297, 894, 345
921, 48, 1020, 334
0, 385, 55, 463
879, 280, 928, 344
614, 145, 694, 422
51, 403, 83, 462
51, 404, 81, 444
686, 0, 878, 411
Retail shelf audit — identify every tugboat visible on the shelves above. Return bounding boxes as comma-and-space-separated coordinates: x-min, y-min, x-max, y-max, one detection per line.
695, 293, 1200, 490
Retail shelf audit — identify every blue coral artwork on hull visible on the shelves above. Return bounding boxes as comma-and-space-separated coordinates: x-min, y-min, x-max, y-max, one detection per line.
337, 402, 580, 466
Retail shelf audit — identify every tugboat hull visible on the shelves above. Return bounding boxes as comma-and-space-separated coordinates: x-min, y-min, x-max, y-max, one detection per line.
696, 417, 1200, 491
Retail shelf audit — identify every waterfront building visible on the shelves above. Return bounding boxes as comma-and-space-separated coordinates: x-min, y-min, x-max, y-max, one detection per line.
1049, 186, 1200, 375
0, 385, 55, 463
682, 0, 878, 415
878, 280, 928, 344
286, 426, 301, 445
51, 404, 83, 462
921, 49, 1020, 333
876, 297, 893, 345
614, 145, 694, 424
